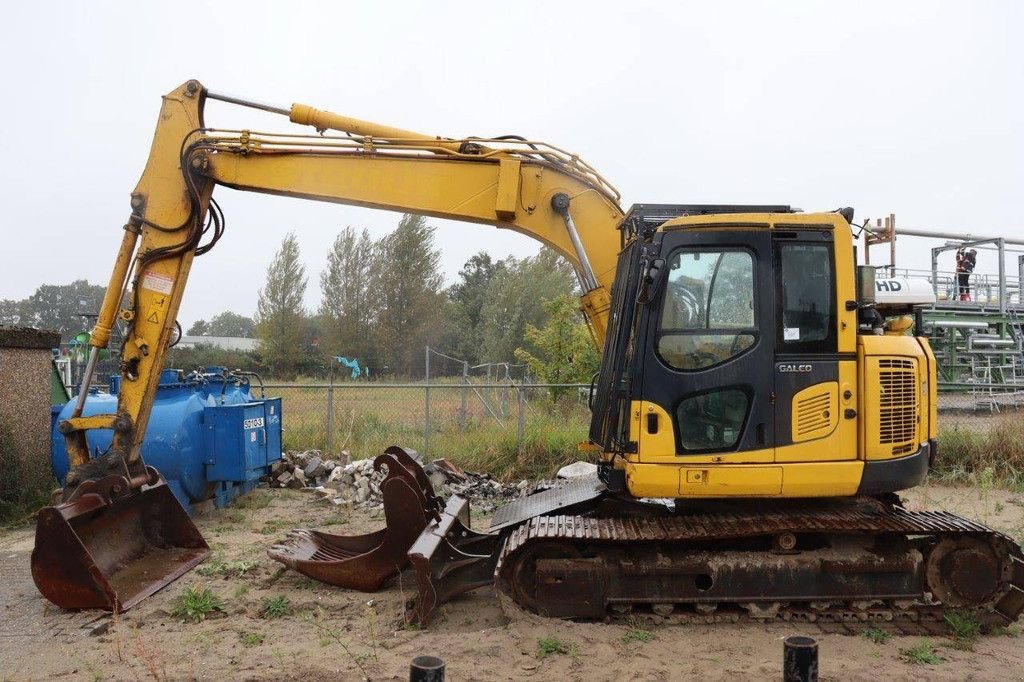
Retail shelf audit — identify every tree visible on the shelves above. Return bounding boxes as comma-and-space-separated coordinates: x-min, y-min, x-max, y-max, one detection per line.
515, 295, 599, 394
320, 227, 376, 364
187, 319, 209, 335
443, 252, 504, 365
255, 233, 308, 378
478, 248, 577, 363
5, 280, 106, 341
207, 311, 256, 337
370, 214, 447, 376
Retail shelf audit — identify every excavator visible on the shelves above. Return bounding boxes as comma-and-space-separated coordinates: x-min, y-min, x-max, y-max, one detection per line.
33, 80, 1023, 630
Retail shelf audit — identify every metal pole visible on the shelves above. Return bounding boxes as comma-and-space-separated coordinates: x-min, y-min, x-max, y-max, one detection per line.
931, 246, 941, 302
998, 238, 1006, 315
326, 362, 334, 454
71, 347, 101, 417
205, 89, 291, 116
783, 636, 818, 682
460, 361, 468, 430
889, 213, 896, 277
424, 346, 430, 457
410, 655, 445, 682
517, 385, 526, 454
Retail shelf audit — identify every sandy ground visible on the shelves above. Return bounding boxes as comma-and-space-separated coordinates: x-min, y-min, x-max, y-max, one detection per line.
2, 483, 1023, 682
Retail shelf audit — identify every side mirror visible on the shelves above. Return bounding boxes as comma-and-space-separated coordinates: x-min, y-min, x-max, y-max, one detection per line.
637, 258, 666, 305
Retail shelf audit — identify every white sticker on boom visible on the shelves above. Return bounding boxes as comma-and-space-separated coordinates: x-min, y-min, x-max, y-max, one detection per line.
784, 327, 800, 341
141, 270, 174, 295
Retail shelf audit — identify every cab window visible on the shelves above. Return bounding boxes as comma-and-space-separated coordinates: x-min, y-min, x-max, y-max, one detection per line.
657, 249, 756, 370
777, 243, 835, 352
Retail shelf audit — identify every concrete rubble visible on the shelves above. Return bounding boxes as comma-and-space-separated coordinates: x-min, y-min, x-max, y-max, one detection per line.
267, 450, 525, 512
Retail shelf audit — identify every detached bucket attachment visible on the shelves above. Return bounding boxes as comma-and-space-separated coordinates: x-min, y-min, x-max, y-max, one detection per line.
268, 446, 442, 590
407, 495, 502, 625
32, 466, 209, 612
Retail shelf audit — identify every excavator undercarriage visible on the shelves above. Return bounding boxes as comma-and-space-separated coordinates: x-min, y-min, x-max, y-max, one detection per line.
266, 448, 1024, 630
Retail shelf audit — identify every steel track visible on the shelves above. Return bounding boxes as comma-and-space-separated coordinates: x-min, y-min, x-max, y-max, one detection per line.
496, 506, 1024, 630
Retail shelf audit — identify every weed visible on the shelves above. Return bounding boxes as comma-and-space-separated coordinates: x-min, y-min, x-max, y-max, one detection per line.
537, 637, 580, 658
239, 631, 265, 647
944, 610, 981, 650
233, 490, 274, 509
233, 584, 251, 599
261, 595, 291, 619
196, 557, 257, 578
990, 623, 1021, 637
622, 627, 654, 644
305, 608, 371, 679
363, 605, 380, 663
994, 501, 1005, 514
864, 627, 891, 645
170, 586, 223, 623
900, 639, 943, 665
225, 509, 246, 524
258, 518, 291, 535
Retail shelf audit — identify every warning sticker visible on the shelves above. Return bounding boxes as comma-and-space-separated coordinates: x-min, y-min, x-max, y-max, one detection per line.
783, 327, 800, 341
141, 270, 174, 295
146, 311, 160, 325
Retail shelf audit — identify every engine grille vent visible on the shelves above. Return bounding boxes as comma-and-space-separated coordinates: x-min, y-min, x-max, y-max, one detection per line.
878, 358, 917, 451
795, 391, 832, 437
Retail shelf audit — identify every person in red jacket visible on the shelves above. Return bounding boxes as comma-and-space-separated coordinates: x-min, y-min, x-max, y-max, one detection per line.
955, 248, 977, 301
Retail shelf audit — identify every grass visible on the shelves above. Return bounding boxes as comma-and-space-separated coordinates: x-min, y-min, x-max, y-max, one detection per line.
258, 519, 291, 535
196, 556, 258, 578
900, 639, 943, 665
239, 631, 265, 647
944, 610, 981, 650
537, 636, 580, 658
864, 627, 891, 645
274, 382, 589, 481
934, 419, 1024, 487
622, 627, 655, 644
170, 586, 223, 623
261, 595, 291, 619
233, 491, 274, 510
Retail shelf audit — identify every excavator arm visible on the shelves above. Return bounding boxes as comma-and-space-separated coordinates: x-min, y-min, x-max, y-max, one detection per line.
66, 79, 625, 471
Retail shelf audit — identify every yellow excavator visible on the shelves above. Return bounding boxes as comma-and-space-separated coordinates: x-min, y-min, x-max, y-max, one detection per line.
33, 80, 1023, 630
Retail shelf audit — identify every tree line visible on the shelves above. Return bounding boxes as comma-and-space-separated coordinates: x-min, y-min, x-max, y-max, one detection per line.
1, 213, 599, 384
256, 213, 598, 381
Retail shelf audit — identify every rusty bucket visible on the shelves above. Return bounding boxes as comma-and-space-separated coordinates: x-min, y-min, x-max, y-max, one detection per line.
268, 446, 441, 590
31, 467, 209, 612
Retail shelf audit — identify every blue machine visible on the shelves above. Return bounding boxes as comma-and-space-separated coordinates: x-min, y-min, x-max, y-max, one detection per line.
51, 367, 282, 512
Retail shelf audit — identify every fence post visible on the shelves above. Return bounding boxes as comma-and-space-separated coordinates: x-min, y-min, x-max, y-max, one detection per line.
326, 364, 334, 454
517, 384, 525, 454
460, 360, 468, 430
424, 346, 431, 457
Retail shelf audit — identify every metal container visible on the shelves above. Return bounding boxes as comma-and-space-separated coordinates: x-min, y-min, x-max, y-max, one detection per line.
51, 367, 281, 511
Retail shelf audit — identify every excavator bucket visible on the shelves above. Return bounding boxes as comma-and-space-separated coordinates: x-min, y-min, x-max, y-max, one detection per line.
31, 468, 209, 612
268, 446, 443, 590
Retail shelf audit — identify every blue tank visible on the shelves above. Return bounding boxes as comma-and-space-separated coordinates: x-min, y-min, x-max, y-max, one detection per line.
52, 367, 282, 511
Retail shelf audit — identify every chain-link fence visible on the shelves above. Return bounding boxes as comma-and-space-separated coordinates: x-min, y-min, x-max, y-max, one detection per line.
937, 381, 1024, 429
262, 380, 591, 460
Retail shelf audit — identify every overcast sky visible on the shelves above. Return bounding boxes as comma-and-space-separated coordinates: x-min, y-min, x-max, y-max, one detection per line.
1, 1, 1021, 326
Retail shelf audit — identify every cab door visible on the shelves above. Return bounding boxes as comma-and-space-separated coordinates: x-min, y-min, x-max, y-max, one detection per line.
772, 230, 855, 462
637, 229, 775, 462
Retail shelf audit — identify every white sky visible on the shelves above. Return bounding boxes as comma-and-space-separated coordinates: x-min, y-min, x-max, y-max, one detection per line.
1, 1, 1021, 326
